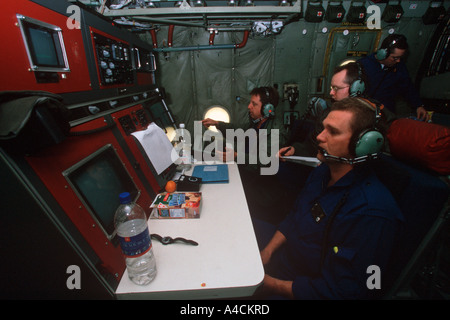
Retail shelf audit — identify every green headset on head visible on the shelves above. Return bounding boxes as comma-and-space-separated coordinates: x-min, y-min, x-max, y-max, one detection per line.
352, 98, 385, 159
261, 86, 276, 119
375, 34, 408, 61
349, 62, 366, 97
341, 35, 409, 161
321, 97, 386, 164
311, 61, 380, 163
341, 63, 385, 161
252, 86, 276, 123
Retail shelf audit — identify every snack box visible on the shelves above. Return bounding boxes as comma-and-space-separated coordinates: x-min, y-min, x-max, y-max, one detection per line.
150, 192, 202, 219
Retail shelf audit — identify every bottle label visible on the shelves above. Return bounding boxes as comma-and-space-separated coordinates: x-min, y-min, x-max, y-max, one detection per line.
118, 229, 152, 258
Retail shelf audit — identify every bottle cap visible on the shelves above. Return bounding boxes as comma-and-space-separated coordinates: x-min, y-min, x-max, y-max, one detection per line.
179, 123, 185, 128
119, 192, 132, 204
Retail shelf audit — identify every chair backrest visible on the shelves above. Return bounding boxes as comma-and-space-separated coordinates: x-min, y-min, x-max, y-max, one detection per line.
376, 154, 450, 297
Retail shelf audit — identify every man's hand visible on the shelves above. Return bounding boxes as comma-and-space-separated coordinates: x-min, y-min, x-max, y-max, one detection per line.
201, 118, 219, 128
416, 106, 427, 120
216, 147, 236, 162
261, 274, 295, 299
277, 146, 295, 160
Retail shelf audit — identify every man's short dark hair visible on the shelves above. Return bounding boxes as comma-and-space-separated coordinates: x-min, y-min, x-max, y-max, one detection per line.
250, 86, 279, 108
333, 62, 367, 87
331, 97, 387, 156
381, 34, 408, 54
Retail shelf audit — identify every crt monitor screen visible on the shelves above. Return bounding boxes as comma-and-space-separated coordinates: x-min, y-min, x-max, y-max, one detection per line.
17, 14, 69, 72
63, 144, 140, 239
27, 25, 63, 67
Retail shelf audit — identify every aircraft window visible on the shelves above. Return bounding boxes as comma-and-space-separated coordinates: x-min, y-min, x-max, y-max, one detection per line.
203, 106, 230, 132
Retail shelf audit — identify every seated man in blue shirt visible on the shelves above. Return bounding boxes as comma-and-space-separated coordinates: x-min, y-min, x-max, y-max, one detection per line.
358, 34, 427, 119
255, 97, 404, 299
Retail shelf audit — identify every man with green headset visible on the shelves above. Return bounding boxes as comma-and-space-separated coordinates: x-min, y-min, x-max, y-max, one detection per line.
358, 34, 427, 120
278, 61, 374, 158
255, 97, 404, 299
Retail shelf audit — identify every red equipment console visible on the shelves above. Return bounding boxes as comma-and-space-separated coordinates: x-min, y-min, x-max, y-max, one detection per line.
0, 0, 91, 93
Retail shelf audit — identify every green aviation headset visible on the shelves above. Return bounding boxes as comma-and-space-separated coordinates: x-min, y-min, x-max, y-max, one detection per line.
375, 34, 407, 61
349, 62, 366, 97
352, 98, 385, 158
261, 87, 275, 118
320, 97, 385, 164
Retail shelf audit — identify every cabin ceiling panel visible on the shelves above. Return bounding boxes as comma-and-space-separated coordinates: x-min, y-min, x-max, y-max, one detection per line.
73, 0, 301, 32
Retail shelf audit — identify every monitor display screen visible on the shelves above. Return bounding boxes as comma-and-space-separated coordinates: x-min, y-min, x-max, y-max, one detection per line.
27, 24, 64, 68
17, 14, 69, 72
63, 144, 140, 239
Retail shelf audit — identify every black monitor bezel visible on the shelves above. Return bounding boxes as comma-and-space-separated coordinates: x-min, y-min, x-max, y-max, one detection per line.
62, 144, 140, 240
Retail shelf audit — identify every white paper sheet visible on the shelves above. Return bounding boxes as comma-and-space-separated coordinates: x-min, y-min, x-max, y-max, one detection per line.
132, 123, 178, 175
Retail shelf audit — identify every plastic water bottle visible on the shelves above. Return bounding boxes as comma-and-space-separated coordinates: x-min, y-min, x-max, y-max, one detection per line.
177, 123, 192, 171
114, 192, 157, 285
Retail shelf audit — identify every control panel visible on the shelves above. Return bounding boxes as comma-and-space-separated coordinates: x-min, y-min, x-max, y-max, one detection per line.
118, 109, 149, 135
92, 32, 133, 86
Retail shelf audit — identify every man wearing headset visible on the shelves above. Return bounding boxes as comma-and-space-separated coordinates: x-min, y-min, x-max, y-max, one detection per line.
202, 86, 288, 169
275, 62, 384, 223
202, 86, 289, 223
255, 97, 403, 299
358, 34, 427, 120
278, 62, 374, 158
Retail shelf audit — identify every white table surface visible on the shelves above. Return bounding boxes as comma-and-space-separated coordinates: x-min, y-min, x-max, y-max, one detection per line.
115, 162, 265, 299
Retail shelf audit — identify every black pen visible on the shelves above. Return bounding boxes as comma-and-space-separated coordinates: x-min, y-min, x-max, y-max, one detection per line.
281, 147, 292, 156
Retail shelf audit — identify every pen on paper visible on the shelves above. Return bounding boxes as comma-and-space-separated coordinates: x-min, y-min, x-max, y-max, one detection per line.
281, 147, 291, 156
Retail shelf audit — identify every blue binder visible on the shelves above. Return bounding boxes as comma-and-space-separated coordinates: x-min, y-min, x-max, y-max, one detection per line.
192, 164, 229, 183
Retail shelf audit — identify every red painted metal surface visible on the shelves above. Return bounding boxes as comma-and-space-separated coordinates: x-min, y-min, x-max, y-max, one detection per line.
0, 0, 91, 93
25, 112, 158, 282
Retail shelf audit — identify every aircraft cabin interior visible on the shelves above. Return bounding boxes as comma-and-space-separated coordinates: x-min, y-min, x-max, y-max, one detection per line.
0, 0, 449, 302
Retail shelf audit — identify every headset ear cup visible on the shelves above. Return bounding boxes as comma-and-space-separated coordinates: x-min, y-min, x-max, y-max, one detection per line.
354, 130, 385, 157
350, 79, 366, 97
376, 48, 388, 60
262, 103, 275, 118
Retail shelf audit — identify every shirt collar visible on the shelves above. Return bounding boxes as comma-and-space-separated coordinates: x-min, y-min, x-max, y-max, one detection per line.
252, 117, 269, 130
321, 163, 363, 190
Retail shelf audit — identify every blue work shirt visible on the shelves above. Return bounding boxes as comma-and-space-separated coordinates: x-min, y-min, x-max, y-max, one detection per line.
276, 163, 404, 299
358, 53, 423, 113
